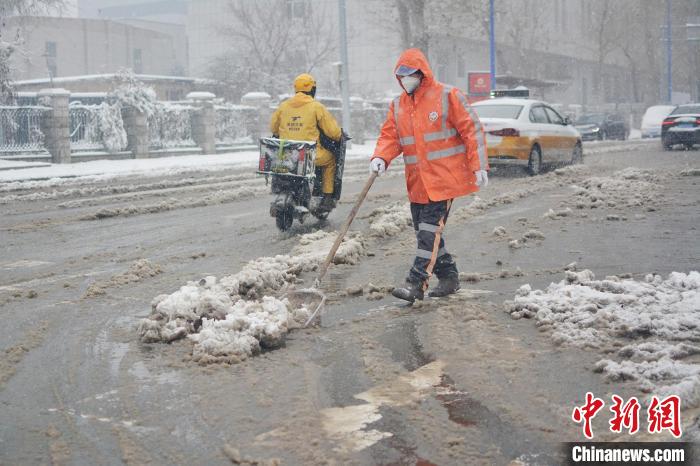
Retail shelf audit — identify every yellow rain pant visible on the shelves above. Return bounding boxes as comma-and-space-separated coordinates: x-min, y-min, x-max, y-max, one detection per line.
315, 150, 336, 194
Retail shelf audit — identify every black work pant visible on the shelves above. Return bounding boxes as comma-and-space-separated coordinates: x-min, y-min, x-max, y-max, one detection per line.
408, 199, 458, 288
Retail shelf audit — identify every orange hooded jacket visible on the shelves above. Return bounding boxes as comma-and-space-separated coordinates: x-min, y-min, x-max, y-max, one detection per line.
372, 49, 488, 204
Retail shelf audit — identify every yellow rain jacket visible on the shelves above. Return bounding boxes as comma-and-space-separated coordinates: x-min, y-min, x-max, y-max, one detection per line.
270, 93, 342, 194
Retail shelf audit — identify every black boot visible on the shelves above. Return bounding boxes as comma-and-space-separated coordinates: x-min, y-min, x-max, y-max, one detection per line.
320, 194, 335, 212
428, 275, 460, 298
391, 280, 424, 303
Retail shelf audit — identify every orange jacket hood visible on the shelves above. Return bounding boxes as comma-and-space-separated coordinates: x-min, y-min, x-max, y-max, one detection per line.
394, 48, 435, 90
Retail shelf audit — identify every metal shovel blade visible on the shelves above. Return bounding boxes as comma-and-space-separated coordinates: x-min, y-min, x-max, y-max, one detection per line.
285, 287, 326, 328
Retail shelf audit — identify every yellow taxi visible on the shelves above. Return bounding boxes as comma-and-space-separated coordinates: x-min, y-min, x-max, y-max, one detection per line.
472, 96, 582, 175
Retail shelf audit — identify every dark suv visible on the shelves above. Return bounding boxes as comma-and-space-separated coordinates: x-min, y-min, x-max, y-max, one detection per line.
661, 104, 700, 150
574, 113, 629, 141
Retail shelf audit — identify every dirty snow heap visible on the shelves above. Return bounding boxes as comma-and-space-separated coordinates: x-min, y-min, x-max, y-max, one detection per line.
505, 270, 700, 407
138, 231, 365, 364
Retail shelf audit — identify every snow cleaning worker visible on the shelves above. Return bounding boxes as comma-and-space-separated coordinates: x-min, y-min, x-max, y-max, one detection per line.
370, 48, 489, 303
270, 73, 342, 212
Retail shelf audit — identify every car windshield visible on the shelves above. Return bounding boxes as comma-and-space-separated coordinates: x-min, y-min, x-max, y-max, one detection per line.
576, 114, 604, 125
473, 104, 523, 119
670, 105, 700, 115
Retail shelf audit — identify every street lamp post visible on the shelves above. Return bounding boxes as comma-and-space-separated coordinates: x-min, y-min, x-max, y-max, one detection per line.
338, 0, 352, 140
489, 0, 496, 90
666, 0, 673, 103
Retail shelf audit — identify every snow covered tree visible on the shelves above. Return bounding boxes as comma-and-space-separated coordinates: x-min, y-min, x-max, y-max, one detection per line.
0, 0, 64, 103
367, 0, 490, 57
208, 0, 337, 101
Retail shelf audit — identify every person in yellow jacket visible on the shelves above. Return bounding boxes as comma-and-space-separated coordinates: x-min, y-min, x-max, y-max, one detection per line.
270, 73, 342, 211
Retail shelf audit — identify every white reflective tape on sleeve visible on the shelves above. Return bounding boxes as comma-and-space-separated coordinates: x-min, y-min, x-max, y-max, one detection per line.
456, 92, 487, 170
403, 155, 418, 165
427, 144, 465, 161
400, 136, 415, 145
442, 85, 452, 130
416, 248, 434, 259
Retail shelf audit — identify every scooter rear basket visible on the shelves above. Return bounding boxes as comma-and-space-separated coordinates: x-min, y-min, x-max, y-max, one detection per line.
258, 138, 317, 178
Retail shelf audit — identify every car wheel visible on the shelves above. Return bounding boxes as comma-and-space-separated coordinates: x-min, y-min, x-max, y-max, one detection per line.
662, 139, 673, 151
571, 142, 583, 165
275, 206, 294, 231
527, 145, 542, 176
684, 143, 694, 151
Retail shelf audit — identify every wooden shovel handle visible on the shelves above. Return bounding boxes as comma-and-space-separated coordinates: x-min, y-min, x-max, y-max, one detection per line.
316, 172, 378, 285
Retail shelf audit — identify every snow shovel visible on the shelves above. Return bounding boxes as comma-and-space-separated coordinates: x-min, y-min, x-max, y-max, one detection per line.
291, 172, 378, 327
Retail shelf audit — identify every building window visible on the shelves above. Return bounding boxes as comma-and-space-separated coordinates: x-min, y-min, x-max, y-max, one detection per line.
286, 0, 308, 19
133, 48, 143, 74
45, 41, 57, 77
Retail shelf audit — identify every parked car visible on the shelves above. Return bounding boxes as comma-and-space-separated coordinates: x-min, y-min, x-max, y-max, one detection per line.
661, 104, 700, 150
574, 113, 629, 141
641, 105, 675, 138
471, 98, 582, 175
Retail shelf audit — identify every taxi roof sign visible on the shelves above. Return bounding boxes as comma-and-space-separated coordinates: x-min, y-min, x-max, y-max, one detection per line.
491, 88, 530, 99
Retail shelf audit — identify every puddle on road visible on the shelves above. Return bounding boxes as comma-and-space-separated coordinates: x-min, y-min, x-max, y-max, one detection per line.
381, 319, 434, 371
374, 317, 562, 465
319, 360, 446, 454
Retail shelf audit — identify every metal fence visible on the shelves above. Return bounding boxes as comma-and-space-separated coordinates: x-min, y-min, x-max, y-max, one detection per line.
215, 104, 256, 145
0, 106, 49, 153
69, 103, 128, 153
70, 105, 103, 151
148, 104, 197, 150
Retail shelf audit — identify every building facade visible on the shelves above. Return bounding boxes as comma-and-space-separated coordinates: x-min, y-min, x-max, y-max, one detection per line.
6, 16, 185, 81
78, 0, 188, 24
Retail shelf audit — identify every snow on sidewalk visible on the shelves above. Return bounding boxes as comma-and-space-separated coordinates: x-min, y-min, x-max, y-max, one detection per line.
505, 270, 700, 407
0, 141, 377, 185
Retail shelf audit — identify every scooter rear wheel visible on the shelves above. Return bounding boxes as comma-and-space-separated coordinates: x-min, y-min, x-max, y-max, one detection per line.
276, 206, 294, 230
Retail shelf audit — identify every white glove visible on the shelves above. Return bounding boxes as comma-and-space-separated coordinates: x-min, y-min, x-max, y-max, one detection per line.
475, 170, 488, 187
370, 158, 386, 176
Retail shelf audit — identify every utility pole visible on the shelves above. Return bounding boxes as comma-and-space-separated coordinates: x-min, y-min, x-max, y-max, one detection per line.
489, 0, 496, 90
338, 0, 352, 140
666, 0, 673, 103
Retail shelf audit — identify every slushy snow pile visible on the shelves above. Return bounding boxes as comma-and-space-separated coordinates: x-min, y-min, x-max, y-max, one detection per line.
367, 201, 412, 237
85, 259, 162, 297
505, 270, 700, 406
567, 168, 660, 210
138, 231, 365, 363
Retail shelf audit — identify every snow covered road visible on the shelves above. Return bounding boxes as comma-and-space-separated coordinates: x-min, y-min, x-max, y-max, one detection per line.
0, 140, 698, 464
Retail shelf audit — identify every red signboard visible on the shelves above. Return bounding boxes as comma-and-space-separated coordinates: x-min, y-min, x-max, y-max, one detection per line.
468, 72, 491, 96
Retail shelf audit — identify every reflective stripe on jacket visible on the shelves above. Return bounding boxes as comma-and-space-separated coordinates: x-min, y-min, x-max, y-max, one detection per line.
372, 48, 488, 204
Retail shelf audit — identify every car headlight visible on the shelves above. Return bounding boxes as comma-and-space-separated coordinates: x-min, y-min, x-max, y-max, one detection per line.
591, 127, 600, 132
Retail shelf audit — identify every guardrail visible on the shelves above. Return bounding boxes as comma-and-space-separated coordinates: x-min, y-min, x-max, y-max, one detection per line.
0, 106, 49, 153
69, 103, 128, 153
148, 104, 197, 150
215, 103, 256, 146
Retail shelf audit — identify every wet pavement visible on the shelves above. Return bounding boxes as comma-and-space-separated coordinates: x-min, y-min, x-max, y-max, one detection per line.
0, 141, 699, 464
